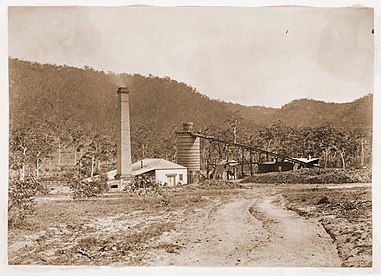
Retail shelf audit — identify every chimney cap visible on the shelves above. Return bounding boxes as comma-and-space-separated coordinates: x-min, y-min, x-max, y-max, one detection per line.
117, 87, 129, 94
182, 122, 194, 132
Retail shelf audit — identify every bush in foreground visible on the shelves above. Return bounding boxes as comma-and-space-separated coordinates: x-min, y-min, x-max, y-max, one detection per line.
8, 176, 43, 227
123, 175, 163, 197
68, 173, 109, 199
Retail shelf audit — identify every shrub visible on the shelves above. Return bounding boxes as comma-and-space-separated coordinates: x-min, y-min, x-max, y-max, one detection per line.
36, 182, 50, 195
68, 172, 109, 200
8, 176, 41, 227
123, 175, 163, 197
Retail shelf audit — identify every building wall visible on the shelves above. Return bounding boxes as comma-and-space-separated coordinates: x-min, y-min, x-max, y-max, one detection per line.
258, 162, 294, 173
155, 168, 188, 186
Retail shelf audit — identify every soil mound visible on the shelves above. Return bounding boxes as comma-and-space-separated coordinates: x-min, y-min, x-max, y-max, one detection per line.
191, 180, 246, 190
241, 168, 371, 184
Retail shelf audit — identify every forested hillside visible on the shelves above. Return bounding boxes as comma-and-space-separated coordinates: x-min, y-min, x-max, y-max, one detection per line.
276, 96, 372, 129
8, 58, 373, 179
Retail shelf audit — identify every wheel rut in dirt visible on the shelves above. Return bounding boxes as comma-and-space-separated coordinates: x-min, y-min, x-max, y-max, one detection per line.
146, 191, 341, 267
248, 194, 341, 266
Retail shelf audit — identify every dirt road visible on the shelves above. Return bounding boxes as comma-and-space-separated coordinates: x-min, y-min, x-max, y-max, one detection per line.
145, 190, 341, 266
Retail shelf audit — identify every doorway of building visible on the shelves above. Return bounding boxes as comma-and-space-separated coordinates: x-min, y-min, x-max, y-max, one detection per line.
166, 174, 176, 186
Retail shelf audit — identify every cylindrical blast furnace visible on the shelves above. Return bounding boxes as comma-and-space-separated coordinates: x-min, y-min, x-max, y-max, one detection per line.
176, 122, 200, 183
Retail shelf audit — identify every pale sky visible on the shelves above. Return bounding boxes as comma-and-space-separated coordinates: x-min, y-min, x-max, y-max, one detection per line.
8, 6, 374, 107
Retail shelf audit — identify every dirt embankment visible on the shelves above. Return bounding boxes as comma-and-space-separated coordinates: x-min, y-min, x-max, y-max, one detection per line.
241, 168, 372, 184
282, 186, 372, 267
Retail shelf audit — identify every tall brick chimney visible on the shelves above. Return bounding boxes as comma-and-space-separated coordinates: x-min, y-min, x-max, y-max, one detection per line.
115, 87, 132, 183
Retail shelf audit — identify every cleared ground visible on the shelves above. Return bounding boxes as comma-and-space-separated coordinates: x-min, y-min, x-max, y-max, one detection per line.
8, 183, 372, 267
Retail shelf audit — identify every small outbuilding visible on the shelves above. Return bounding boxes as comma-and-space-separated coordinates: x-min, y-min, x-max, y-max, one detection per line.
258, 161, 294, 174
107, 158, 188, 187
258, 157, 320, 173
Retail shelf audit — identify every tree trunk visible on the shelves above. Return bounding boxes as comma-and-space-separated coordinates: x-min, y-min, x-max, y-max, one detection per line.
233, 126, 237, 144
91, 156, 95, 177
206, 159, 209, 179
20, 164, 25, 182
97, 158, 101, 172
36, 159, 39, 178
58, 140, 61, 166
267, 139, 273, 152
340, 151, 346, 170
360, 139, 365, 168
20, 146, 28, 181
250, 151, 253, 176
332, 151, 337, 165
241, 148, 245, 179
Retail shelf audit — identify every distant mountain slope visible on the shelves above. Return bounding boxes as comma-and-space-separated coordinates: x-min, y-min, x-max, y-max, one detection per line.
9, 58, 236, 133
274, 96, 372, 129
9, 58, 372, 134
336, 95, 373, 130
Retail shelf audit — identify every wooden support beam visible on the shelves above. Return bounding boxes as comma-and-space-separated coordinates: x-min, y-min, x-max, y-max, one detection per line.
190, 132, 316, 168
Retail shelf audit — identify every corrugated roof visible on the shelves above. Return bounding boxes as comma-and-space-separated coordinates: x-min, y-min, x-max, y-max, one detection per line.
106, 158, 186, 179
294, 157, 319, 163
132, 158, 186, 175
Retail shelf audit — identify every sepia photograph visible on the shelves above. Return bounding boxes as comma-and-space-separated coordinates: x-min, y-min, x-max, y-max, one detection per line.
2, 0, 380, 274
